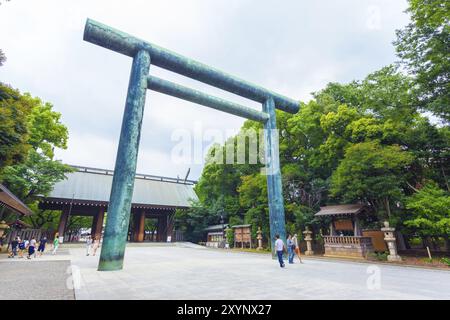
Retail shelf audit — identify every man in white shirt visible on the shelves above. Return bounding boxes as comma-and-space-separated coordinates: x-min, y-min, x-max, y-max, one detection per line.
274, 234, 285, 268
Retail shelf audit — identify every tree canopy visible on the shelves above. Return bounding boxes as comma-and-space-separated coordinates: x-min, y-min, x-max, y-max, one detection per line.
184, 63, 449, 244
394, 0, 450, 122
0, 83, 73, 229
404, 182, 450, 238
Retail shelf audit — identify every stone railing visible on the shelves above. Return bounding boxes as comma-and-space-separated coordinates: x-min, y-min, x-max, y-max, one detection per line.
323, 236, 372, 245
323, 236, 374, 259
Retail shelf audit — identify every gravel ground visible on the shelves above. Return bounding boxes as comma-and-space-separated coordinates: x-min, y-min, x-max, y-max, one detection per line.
0, 260, 75, 300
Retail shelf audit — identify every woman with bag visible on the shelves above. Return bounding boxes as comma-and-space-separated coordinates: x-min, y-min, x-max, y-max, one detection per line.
292, 233, 303, 263
287, 234, 295, 264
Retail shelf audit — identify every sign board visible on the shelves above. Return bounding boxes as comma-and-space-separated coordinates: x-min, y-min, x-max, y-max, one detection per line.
334, 219, 353, 231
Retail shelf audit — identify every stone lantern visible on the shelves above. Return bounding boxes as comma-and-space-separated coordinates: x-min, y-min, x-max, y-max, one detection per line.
303, 226, 314, 256
0, 220, 9, 238
256, 227, 263, 250
381, 221, 401, 262
0, 220, 9, 251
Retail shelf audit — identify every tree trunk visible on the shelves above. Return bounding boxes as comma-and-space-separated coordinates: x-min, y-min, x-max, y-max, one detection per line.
395, 231, 407, 251
403, 235, 411, 250
384, 197, 391, 218
441, 166, 450, 192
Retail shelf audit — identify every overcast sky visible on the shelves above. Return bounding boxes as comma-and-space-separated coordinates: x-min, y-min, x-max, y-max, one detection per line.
0, 0, 410, 179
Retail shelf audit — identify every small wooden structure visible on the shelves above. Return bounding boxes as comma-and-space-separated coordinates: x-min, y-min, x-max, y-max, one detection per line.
232, 224, 252, 249
204, 224, 228, 248
315, 204, 374, 259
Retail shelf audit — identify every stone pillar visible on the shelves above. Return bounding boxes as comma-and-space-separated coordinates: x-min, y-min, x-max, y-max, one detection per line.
381, 221, 402, 262
263, 97, 287, 258
303, 226, 314, 256
57, 208, 70, 243
98, 49, 151, 271
256, 227, 263, 250
92, 207, 105, 240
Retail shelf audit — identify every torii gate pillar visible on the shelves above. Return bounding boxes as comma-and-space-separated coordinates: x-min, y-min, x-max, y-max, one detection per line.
97, 51, 150, 271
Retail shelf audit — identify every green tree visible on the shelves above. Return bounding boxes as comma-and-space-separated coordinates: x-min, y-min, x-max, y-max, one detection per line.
394, 0, 450, 121
192, 64, 448, 245
174, 201, 220, 243
331, 141, 414, 218
404, 182, 450, 245
238, 174, 269, 240
1, 150, 72, 203
0, 83, 33, 171
0, 86, 72, 227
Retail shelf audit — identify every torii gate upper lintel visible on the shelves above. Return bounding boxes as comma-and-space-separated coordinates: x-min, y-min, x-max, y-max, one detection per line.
83, 18, 300, 271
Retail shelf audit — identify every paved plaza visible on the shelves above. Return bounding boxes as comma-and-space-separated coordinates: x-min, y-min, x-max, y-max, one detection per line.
70, 244, 450, 300
0, 258, 74, 300
1, 243, 449, 300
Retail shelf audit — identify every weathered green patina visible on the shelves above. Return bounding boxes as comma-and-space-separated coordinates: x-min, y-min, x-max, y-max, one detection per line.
262, 98, 287, 256
83, 18, 299, 270
97, 50, 151, 271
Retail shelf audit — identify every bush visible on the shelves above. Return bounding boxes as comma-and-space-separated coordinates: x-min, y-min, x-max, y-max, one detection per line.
422, 257, 433, 264
440, 257, 450, 267
370, 251, 389, 261
225, 228, 234, 248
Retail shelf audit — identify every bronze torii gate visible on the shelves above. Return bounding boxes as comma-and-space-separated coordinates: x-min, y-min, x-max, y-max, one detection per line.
83, 18, 300, 271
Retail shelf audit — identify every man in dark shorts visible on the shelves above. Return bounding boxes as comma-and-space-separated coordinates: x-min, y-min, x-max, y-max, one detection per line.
37, 237, 47, 257
27, 237, 37, 259
8, 237, 19, 258
18, 238, 25, 258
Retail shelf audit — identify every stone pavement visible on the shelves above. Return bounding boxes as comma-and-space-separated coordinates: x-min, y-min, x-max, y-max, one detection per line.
67, 244, 450, 300
1, 243, 449, 300
0, 259, 74, 300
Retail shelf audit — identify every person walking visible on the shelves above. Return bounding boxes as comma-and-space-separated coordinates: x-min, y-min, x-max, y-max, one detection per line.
37, 237, 47, 257
52, 234, 59, 255
18, 238, 25, 258
8, 237, 19, 258
0, 235, 5, 252
91, 236, 100, 256
27, 237, 37, 259
85, 235, 92, 256
274, 234, 286, 268
287, 234, 295, 264
292, 233, 303, 263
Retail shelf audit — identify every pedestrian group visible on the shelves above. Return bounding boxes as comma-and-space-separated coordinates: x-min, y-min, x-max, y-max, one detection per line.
274, 233, 303, 268
7, 234, 58, 259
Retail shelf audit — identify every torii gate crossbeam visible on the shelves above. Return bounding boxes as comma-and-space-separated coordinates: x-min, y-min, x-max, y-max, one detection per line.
83, 18, 300, 271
